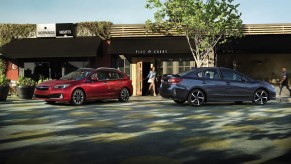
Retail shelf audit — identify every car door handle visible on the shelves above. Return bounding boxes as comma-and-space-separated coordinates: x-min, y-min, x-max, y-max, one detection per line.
226, 82, 231, 85
104, 82, 108, 85
202, 81, 207, 84
119, 81, 123, 84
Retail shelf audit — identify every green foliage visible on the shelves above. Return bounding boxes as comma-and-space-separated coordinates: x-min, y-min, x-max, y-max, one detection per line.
0, 73, 10, 86
17, 76, 36, 87
0, 24, 36, 47
146, 0, 243, 67
77, 21, 113, 40
0, 58, 7, 74
37, 75, 49, 84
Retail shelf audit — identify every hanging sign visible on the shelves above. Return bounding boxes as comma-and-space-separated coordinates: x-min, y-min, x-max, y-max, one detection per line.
36, 24, 56, 38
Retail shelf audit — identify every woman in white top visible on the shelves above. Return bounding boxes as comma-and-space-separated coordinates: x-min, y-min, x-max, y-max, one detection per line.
147, 66, 157, 96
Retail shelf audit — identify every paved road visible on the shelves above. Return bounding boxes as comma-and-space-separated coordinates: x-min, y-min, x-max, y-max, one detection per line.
0, 97, 291, 164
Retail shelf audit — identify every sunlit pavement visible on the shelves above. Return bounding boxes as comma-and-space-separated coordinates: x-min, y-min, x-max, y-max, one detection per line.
0, 97, 291, 164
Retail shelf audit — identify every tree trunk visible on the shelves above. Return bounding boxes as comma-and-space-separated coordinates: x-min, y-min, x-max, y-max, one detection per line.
196, 60, 202, 68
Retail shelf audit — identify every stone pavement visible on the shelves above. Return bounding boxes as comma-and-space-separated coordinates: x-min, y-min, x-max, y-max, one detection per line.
0, 96, 290, 164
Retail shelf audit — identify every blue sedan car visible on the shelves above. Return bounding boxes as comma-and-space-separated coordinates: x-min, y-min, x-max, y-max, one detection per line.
159, 67, 276, 106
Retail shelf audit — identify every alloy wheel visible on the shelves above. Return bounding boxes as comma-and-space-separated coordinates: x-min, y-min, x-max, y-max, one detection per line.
253, 89, 268, 105
71, 89, 85, 105
188, 89, 205, 107
118, 88, 130, 102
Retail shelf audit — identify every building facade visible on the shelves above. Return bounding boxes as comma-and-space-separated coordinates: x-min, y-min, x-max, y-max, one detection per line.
1, 23, 291, 96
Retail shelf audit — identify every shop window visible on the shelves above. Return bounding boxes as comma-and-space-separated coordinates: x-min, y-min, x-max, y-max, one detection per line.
118, 56, 130, 76
179, 61, 191, 73
162, 61, 174, 74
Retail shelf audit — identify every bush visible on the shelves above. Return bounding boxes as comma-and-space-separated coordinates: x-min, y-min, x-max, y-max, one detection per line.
0, 74, 10, 86
17, 76, 36, 87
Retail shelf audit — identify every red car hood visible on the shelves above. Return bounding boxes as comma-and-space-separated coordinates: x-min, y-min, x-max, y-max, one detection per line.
37, 79, 76, 87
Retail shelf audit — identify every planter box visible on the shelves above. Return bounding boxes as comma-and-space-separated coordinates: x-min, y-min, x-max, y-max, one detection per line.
16, 86, 35, 99
0, 86, 9, 101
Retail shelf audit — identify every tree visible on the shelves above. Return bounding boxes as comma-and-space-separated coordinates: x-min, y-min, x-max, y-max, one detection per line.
146, 0, 243, 67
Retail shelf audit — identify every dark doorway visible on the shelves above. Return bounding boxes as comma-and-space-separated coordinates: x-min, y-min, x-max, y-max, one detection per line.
50, 61, 63, 79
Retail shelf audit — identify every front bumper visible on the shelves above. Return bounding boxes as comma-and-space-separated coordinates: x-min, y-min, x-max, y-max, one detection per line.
34, 89, 71, 102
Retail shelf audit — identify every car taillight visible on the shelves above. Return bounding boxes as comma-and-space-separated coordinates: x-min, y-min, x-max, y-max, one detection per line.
168, 77, 183, 84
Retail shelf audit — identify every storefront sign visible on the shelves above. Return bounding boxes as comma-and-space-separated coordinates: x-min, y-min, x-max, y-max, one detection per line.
36, 24, 56, 38
56, 23, 74, 37
135, 49, 168, 54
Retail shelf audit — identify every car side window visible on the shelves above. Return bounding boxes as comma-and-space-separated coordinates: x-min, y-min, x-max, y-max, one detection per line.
95, 72, 106, 81
197, 71, 203, 78
104, 71, 121, 80
220, 69, 242, 81
203, 69, 220, 80
118, 73, 124, 79
90, 73, 98, 80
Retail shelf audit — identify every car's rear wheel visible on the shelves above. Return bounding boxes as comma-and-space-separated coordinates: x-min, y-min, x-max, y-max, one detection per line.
118, 88, 130, 102
252, 89, 268, 105
71, 89, 85, 105
45, 101, 56, 104
188, 89, 205, 107
173, 100, 186, 104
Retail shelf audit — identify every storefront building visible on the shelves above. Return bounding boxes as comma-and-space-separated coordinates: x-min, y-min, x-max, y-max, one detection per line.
0, 23, 110, 85
109, 36, 214, 95
1, 23, 291, 96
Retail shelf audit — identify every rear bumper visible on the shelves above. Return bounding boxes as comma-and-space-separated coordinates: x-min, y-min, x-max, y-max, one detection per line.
159, 84, 188, 100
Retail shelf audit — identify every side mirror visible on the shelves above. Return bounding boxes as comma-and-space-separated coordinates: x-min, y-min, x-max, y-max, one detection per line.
241, 77, 246, 83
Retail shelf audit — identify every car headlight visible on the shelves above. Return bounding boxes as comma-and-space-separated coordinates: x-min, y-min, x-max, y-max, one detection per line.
53, 84, 71, 89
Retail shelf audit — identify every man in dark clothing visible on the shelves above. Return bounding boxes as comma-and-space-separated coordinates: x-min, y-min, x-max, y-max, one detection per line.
279, 67, 291, 97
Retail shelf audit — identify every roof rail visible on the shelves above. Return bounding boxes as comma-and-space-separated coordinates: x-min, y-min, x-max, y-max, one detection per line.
96, 67, 118, 70
78, 68, 95, 70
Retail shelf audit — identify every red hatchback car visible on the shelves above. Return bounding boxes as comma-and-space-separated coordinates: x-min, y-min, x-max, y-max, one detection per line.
34, 67, 133, 105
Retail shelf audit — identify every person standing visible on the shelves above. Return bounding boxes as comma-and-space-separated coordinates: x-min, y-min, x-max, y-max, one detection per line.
147, 66, 157, 96
279, 67, 291, 97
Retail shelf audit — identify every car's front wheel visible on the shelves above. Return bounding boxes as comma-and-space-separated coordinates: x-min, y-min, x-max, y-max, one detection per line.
188, 89, 205, 107
71, 89, 85, 105
118, 88, 130, 102
252, 89, 268, 105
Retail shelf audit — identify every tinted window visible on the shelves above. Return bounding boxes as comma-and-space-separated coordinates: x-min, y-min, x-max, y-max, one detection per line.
220, 69, 242, 81
118, 73, 124, 79
203, 69, 220, 79
61, 69, 92, 80
103, 71, 123, 80
95, 72, 107, 80
197, 71, 203, 78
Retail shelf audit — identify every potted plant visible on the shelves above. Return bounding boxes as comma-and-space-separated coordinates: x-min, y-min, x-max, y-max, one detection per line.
16, 76, 36, 99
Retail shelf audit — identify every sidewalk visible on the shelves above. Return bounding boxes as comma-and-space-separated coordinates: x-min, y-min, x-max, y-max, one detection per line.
278, 96, 291, 103
275, 86, 291, 103
130, 95, 166, 101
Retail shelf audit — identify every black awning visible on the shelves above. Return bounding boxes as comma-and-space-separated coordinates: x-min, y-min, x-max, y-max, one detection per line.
109, 36, 191, 55
0, 37, 102, 59
218, 34, 291, 54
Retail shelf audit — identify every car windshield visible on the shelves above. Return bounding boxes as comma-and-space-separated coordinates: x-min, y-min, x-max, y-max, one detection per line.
60, 70, 92, 80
